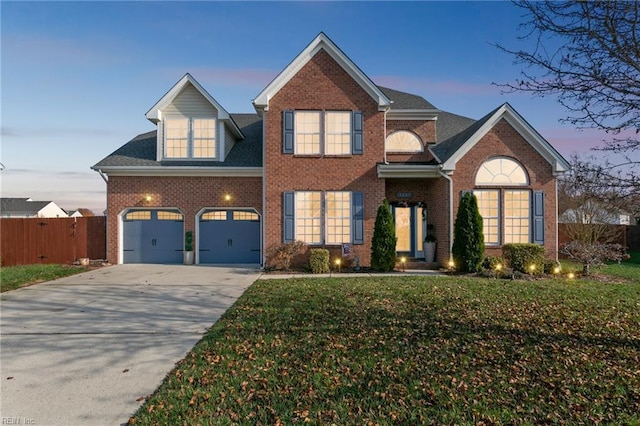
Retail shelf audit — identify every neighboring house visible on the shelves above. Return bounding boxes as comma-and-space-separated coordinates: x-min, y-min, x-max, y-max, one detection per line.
560, 203, 636, 226
92, 33, 570, 266
0, 198, 69, 218
67, 210, 84, 218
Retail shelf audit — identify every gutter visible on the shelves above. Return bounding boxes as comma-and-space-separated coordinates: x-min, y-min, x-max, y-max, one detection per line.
438, 167, 454, 265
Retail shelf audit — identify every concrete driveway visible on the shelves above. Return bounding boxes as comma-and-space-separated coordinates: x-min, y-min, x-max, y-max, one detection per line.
0, 264, 261, 425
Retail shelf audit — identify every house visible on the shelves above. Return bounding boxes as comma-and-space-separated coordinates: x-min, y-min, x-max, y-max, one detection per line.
67, 210, 84, 218
560, 202, 636, 226
92, 33, 570, 266
0, 197, 68, 218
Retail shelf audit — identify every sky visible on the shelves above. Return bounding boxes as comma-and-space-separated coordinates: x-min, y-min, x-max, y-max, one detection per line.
1, 1, 623, 215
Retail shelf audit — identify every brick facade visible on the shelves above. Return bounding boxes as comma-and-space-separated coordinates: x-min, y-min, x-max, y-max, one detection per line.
385, 120, 436, 163
450, 118, 558, 259
106, 176, 262, 263
263, 49, 386, 266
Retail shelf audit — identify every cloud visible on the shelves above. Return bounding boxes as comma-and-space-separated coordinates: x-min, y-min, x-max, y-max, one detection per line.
1, 127, 115, 139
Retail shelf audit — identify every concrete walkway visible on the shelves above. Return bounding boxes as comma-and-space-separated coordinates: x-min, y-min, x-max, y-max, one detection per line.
0, 264, 261, 426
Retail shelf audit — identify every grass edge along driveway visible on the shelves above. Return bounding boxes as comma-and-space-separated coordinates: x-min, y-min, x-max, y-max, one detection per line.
0, 264, 88, 293
130, 275, 640, 425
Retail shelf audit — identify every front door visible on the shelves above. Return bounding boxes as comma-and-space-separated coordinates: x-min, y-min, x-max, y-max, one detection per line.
393, 206, 425, 258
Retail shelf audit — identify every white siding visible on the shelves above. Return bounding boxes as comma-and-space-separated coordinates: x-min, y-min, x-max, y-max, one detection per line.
162, 84, 218, 118
225, 125, 236, 159
38, 202, 69, 218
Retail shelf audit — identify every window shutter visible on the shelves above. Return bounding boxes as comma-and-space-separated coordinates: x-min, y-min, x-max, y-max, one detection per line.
283, 191, 295, 242
352, 111, 363, 155
283, 111, 294, 154
532, 191, 545, 245
351, 191, 364, 244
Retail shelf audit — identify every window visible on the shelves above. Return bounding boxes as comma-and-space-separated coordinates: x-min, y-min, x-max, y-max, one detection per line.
475, 157, 528, 186
295, 192, 322, 244
125, 210, 151, 220
165, 119, 189, 158
326, 191, 351, 244
472, 157, 544, 246
233, 211, 259, 221
157, 211, 183, 221
504, 190, 530, 243
284, 110, 363, 155
325, 112, 351, 155
284, 191, 364, 245
201, 211, 226, 221
294, 112, 321, 155
474, 190, 499, 245
164, 117, 216, 159
385, 131, 423, 153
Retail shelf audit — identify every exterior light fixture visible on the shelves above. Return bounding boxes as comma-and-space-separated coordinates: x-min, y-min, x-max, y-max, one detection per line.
335, 258, 341, 273
448, 260, 455, 270
224, 194, 231, 201
145, 194, 152, 202
495, 263, 502, 271
400, 256, 406, 272
529, 264, 536, 273
568, 272, 575, 279
553, 266, 561, 274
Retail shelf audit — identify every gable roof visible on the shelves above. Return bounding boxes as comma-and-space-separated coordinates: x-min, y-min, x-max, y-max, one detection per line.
145, 73, 243, 138
1, 198, 54, 215
92, 113, 263, 173
253, 32, 391, 112
432, 103, 570, 175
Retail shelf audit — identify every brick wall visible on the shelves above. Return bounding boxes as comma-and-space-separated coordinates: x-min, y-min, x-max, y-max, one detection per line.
106, 176, 262, 263
263, 49, 386, 266
451, 118, 558, 259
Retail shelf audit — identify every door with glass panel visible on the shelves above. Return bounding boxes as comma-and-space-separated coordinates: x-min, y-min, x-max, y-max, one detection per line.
393, 205, 425, 258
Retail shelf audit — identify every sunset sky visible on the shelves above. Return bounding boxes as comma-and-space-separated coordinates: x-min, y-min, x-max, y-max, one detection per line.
1, 1, 618, 214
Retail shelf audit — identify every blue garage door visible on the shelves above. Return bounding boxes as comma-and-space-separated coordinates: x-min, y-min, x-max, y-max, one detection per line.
123, 209, 184, 264
199, 210, 260, 264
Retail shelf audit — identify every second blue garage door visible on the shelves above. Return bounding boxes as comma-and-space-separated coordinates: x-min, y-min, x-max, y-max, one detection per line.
199, 209, 260, 264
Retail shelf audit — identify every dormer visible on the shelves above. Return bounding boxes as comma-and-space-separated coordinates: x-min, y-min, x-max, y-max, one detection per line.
145, 73, 243, 162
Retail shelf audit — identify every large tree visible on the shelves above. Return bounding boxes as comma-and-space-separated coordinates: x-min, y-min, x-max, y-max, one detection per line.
496, 1, 639, 200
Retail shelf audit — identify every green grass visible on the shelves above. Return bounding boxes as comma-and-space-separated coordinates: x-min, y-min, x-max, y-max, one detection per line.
560, 251, 640, 282
0, 264, 87, 292
130, 276, 640, 425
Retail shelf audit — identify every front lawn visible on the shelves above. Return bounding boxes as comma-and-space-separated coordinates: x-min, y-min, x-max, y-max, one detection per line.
0, 264, 87, 293
130, 275, 640, 425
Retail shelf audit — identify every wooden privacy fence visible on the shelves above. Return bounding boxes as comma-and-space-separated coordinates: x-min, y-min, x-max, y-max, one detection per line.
558, 223, 640, 251
0, 216, 106, 266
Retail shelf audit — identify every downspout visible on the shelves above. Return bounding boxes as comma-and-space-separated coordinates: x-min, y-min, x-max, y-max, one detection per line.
383, 108, 389, 164
438, 167, 454, 265
96, 169, 108, 184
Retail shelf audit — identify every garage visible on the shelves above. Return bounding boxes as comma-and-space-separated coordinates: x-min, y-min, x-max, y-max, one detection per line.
199, 209, 260, 264
122, 209, 184, 263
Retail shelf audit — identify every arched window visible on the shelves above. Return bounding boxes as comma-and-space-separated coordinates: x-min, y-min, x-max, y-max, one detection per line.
473, 157, 532, 246
385, 131, 423, 153
475, 157, 528, 186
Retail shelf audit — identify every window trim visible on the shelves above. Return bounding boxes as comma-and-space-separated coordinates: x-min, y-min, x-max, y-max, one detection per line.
289, 110, 355, 157
289, 190, 356, 246
163, 117, 217, 160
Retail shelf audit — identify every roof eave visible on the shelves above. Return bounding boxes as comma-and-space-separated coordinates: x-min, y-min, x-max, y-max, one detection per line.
376, 163, 441, 179
92, 166, 263, 177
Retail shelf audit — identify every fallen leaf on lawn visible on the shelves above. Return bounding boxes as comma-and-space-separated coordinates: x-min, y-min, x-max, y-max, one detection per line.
123, 369, 130, 373
6, 377, 13, 380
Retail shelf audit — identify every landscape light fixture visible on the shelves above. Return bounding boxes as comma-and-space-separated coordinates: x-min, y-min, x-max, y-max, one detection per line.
553, 266, 561, 274
335, 258, 341, 273
400, 256, 406, 272
568, 272, 575, 279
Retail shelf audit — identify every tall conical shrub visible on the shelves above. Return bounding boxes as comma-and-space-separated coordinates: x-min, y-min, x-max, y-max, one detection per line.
452, 192, 485, 272
371, 199, 397, 272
